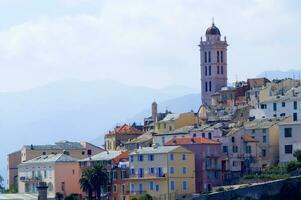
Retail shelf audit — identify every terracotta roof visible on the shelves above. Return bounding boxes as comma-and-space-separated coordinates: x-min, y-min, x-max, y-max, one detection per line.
165, 137, 221, 145
107, 124, 143, 135
242, 134, 258, 143
247, 78, 270, 89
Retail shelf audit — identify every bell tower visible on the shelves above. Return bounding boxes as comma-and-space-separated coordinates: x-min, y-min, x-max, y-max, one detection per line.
199, 20, 228, 105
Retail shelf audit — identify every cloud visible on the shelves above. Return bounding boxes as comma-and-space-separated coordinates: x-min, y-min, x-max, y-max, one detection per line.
0, 0, 300, 91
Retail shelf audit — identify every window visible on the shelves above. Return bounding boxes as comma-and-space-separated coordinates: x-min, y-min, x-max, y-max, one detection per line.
170, 181, 175, 191
222, 146, 228, 153
221, 66, 224, 74
170, 153, 174, 161
156, 167, 163, 177
280, 113, 286, 117
262, 149, 266, 157
208, 51, 211, 63
214, 158, 218, 169
202, 133, 205, 138
232, 146, 238, 153
182, 181, 187, 191
205, 66, 208, 76
113, 184, 117, 193
231, 137, 235, 143
208, 132, 212, 139
130, 155, 134, 162
148, 154, 154, 161
87, 149, 92, 156
138, 155, 143, 162
285, 145, 293, 154
262, 129, 267, 134
273, 103, 277, 111
205, 52, 207, 63
182, 167, 187, 174
207, 170, 211, 178
61, 182, 65, 192
81, 151, 85, 155
282, 102, 286, 107
285, 128, 292, 137
294, 101, 298, 110
162, 136, 165, 144
252, 129, 255, 134
182, 154, 186, 161
131, 184, 135, 194
130, 168, 135, 176
205, 82, 208, 92
138, 168, 144, 178
246, 145, 252, 154
148, 167, 155, 175
217, 66, 220, 74
221, 51, 223, 63
155, 184, 160, 192
217, 51, 220, 63
214, 171, 220, 179
169, 167, 174, 174
293, 113, 298, 121
263, 135, 266, 143
139, 183, 143, 194
113, 171, 118, 180
122, 184, 126, 195
209, 66, 212, 76
209, 81, 212, 92
169, 126, 172, 131
149, 181, 154, 191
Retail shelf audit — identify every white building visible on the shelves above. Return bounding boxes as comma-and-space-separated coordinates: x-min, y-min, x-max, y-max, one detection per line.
279, 122, 301, 165
253, 86, 301, 122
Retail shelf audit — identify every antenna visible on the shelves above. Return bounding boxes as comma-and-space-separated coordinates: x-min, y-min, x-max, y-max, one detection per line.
212, 17, 215, 25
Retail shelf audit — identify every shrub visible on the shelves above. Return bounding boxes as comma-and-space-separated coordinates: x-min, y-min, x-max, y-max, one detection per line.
216, 187, 225, 192
55, 192, 64, 200
293, 150, 301, 162
64, 193, 81, 200
139, 194, 153, 200
287, 161, 301, 172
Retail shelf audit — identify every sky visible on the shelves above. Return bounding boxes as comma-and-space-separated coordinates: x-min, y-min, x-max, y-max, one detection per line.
0, 0, 300, 92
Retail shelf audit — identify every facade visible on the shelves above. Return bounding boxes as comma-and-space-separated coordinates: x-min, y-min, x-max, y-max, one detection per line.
8, 140, 103, 190
7, 150, 21, 189
154, 112, 196, 134
257, 86, 301, 122
79, 150, 129, 200
18, 154, 81, 197
165, 137, 222, 193
244, 117, 291, 168
129, 146, 195, 199
279, 122, 301, 165
105, 124, 143, 151
199, 21, 228, 105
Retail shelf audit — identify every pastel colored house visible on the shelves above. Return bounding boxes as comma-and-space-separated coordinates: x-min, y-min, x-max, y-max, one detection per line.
154, 112, 197, 134
79, 150, 129, 200
18, 154, 81, 197
165, 137, 222, 193
129, 146, 195, 199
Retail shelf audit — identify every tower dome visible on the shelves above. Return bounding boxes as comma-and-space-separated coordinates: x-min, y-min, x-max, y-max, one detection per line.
205, 22, 221, 35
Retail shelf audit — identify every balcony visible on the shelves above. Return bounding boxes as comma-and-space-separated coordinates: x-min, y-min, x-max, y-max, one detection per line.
19, 176, 42, 183
130, 173, 167, 180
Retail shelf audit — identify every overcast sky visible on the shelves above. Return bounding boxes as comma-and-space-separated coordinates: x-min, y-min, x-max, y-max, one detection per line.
0, 0, 300, 92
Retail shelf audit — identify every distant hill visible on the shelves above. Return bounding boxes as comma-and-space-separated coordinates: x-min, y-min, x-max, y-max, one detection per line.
0, 79, 199, 183
257, 69, 301, 80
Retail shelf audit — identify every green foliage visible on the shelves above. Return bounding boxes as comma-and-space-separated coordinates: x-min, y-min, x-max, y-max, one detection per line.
287, 161, 301, 172
131, 198, 138, 200
139, 194, 153, 200
293, 150, 301, 162
216, 187, 225, 192
7, 185, 18, 193
64, 193, 81, 200
55, 192, 64, 200
0, 175, 4, 193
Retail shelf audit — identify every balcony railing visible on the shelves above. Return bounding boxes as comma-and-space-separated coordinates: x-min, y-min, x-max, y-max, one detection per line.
19, 176, 42, 183
130, 173, 167, 180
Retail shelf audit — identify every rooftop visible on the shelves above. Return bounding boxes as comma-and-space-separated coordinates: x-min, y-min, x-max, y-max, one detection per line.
165, 137, 221, 145
161, 113, 181, 122
106, 124, 143, 136
244, 117, 287, 129
81, 150, 123, 162
20, 153, 78, 165
23, 140, 87, 150
130, 146, 180, 155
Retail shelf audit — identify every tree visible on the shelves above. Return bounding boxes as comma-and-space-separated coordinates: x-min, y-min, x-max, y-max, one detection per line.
91, 164, 109, 200
0, 175, 4, 193
293, 149, 301, 162
79, 168, 94, 200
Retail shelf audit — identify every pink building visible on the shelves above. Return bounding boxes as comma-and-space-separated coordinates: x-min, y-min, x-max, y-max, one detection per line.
165, 137, 223, 193
18, 154, 81, 198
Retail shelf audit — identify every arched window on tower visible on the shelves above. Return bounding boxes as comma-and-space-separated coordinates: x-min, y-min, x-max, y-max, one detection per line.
205, 66, 208, 76
217, 51, 219, 63
221, 51, 223, 63
208, 51, 211, 63
209, 66, 211, 76
217, 66, 220, 74
205, 82, 208, 92
221, 66, 224, 74
209, 81, 212, 92
205, 52, 207, 63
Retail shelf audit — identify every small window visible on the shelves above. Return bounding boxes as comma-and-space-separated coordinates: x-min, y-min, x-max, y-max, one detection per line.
205, 52, 207, 63
217, 66, 220, 74
285, 128, 292, 137
209, 81, 212, 92
282, 102, 286, 107
170, 153, 174, 161
113, 184, 117, 193
222, 146, 228, 153
285, 145, 293, 154
130, 155, 134, 162
231, 137, 235, 143
293, 113, 298, 121
217, 51, 220, 63
208, 51, 211, 63
221, 51, 223, 63
169, 167, 174, 174
149, 181, 154, 191
170, 181, 175, 191
209, 66, 212, 76
182, 181, 187, 191
294, 101, 298, 110
263, 135, 266, 143
202, 133, 205, 138
262, 129, 267, 133
138, 155, 144, 162
148, 154, 154, 161
182, 154, 186, 161
273, 103, 277, 111
208, 132, 212, 139
262, 149, 266, 157
155, 184, 160, 192
182, 167, 187, 174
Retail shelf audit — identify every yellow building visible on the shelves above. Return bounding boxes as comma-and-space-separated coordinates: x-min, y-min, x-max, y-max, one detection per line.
154, 112, 196, 134
129, 145, 195, 200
